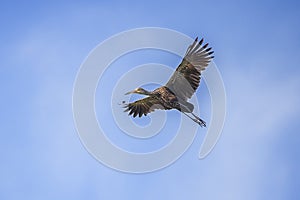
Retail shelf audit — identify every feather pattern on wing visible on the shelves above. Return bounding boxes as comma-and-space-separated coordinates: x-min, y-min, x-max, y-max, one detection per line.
124, 97, 164, 117
165, 37, 214, 100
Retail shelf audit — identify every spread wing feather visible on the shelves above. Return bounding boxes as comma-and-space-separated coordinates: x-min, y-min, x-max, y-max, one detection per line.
124, 97, 164, 117
165, 37, 214, 100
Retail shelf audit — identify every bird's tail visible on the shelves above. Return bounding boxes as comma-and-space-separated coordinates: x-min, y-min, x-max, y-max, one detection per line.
178, 101, 194, 113
186, 102, 194, 112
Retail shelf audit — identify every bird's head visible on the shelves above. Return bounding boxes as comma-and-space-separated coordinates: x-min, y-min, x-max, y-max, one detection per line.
125, 87, 150, 95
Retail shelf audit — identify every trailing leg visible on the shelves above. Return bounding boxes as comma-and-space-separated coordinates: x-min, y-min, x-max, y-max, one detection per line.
191, 113, 206, 127
182, 112, 206, 127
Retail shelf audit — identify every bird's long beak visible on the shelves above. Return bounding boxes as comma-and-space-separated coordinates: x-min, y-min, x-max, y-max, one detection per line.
125, 90, 135, 95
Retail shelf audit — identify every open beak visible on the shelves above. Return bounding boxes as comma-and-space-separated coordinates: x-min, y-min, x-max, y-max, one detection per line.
125, 90, 135, 95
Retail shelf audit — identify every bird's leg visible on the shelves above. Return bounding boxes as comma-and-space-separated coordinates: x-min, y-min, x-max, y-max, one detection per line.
182, 112, 205, 127
176, 102, 206, 127
191, 113, 206, 127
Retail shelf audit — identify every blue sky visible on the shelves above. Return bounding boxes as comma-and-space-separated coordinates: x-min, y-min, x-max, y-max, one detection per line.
1, 0, 300, 199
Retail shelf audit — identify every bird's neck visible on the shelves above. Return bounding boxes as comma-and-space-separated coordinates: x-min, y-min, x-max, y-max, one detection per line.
143, 90, 152, 96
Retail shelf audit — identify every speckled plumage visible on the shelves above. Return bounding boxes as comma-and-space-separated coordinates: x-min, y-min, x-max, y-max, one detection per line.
124, 37, 214, 126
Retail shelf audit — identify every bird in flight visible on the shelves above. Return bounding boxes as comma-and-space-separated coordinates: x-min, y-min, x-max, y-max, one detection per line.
124, 37, 214, 127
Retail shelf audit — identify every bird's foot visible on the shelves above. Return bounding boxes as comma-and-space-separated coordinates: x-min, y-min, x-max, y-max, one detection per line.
192, 114, 206, 127
183, 112, 206, 127
198, 118, 206, 127
191, 118, 205, 127
194, 118, 206, 127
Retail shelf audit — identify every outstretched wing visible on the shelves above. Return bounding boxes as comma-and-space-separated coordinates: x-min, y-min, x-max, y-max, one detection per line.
124, 97, 164, 117
165, 37, 214, 100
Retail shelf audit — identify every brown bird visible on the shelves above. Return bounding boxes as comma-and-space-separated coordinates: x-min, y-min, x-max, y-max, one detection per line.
124, 37, 214, 127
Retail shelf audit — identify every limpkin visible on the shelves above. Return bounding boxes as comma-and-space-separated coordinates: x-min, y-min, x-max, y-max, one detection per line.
124, 37, 214, 127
